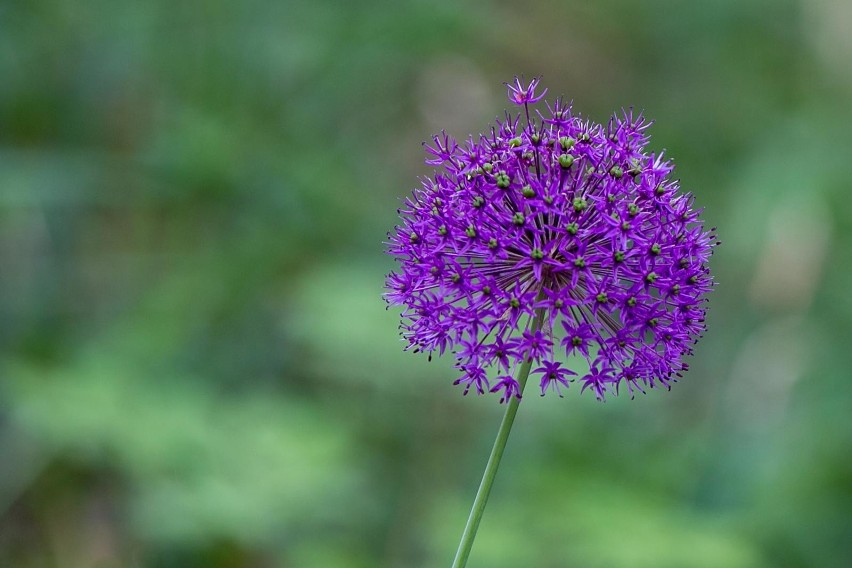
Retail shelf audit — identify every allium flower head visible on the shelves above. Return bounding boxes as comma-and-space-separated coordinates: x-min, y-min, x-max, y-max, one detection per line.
385, 78, 717, 402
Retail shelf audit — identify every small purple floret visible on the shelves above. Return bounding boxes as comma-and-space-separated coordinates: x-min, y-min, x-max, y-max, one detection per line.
505, 76, 548, 105
385, 78, 717, 402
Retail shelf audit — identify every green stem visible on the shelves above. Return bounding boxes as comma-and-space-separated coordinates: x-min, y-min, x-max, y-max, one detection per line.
451, 305, 547, 568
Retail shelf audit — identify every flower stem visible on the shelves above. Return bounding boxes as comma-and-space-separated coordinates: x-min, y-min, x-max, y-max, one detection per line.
451, 305, 547, 568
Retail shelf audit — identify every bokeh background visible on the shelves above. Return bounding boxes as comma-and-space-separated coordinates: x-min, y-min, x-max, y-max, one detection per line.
1, 0, 851, 566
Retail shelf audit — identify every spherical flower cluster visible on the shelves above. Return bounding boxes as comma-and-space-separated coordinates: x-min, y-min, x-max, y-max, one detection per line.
385, 78, 716, 402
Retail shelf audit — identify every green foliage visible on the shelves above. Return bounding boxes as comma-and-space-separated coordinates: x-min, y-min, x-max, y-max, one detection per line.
1, 0, 851, 566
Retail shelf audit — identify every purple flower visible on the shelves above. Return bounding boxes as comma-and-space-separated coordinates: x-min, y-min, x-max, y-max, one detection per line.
505, 76, 547, 105
535, 360, 576, 398
490, 375, 521, 404
385, 79, 717, 401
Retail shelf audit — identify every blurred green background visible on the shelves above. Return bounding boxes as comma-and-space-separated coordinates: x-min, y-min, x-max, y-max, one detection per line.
1, 0, 851, 566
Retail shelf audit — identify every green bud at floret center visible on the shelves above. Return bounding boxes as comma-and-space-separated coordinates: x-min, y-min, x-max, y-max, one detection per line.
559, 136, 575, 150
496, 172, 511, 189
